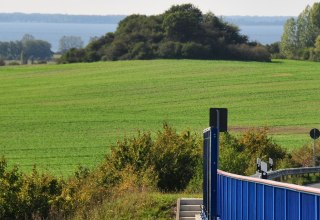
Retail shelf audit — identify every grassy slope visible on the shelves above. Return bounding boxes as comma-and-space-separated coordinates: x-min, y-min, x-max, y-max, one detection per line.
0, 59, 319, 175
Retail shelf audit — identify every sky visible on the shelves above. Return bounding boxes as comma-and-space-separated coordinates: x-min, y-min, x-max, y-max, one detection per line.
0, 0, 319, 16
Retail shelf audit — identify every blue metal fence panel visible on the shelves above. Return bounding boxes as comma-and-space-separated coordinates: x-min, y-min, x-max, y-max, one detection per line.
264, 185, 274, 220
248, 182, 256, 220
236, 180, 242, 220
256, 184, 264, 220
217, 173, 320, 220
242, 181, 248, 220
316, 196, 320, 220
274, 188, 286, 220
231, 178, 236, 220
287, 190, 299, 220
301, 193, 316, 220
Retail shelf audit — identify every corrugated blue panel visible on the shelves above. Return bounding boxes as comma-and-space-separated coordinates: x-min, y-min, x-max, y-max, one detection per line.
217, 175, 222, 218
264, 185, 274, 220
287, 190, 300, 220
217, 173, 320, 220
256, 184, 264, 220
274, 188, 285, 220
231, 178, 236, 220
223, 176, 228, 220
318, 196, 320, 220
236, 179, 243, 220
301, 193, 315, 220
248, 182, 256, 220
227, 177, 232, 219
242, 181, 248, 220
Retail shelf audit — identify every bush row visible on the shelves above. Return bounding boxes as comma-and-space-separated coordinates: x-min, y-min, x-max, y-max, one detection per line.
1, 124, 317, 219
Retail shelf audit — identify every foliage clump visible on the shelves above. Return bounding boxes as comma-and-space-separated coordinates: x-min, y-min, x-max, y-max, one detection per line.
102, 123, 202, 191
290, 142, 320, 167
219, 128, 289, 175
59, 4, 270, 63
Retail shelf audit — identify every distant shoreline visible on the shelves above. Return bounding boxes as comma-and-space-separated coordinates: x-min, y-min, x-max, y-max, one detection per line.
0, 13, 292, 26
0, 13, 126, 24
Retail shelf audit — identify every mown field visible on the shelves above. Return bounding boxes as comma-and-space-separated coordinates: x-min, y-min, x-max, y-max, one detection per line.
0, 59, 319, 176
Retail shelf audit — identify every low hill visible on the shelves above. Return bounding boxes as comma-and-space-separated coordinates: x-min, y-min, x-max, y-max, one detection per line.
0, 59, 319, 175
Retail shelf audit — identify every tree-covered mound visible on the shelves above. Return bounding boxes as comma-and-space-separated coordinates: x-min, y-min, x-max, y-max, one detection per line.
59, 4, 270, 63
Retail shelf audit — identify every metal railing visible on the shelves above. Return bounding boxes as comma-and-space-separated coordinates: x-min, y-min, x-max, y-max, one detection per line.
251, 166, 320, 180
266, 166, 320, 180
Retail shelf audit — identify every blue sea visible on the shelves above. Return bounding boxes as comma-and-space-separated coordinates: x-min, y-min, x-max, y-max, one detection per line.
239, 25, 284, 45
0, 22, 283, 52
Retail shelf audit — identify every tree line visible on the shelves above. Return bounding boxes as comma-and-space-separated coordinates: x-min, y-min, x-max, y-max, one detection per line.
0, 35, 84, 65
280, 2, 320, 60
59, 4, 271, 63
0, 34, 52, 63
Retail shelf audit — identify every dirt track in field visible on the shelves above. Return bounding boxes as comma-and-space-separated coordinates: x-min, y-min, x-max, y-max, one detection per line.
229, 126, 309, 135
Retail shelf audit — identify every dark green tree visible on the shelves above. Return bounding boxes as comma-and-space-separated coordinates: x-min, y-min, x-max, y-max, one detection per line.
23, 40, 52, 60
162, 4, 203, 42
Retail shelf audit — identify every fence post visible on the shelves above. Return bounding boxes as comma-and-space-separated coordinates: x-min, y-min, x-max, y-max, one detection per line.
203, 108, 227, 220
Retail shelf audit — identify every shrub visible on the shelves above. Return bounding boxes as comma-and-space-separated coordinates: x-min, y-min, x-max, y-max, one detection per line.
219, 128, 287, 175
158, 41, 182, 58
227, 44, 271, 62
0, 158, 23, 219
181, 42, 211, 59
58, 48, 87, 64
291, 142, 320, 167
19, 167, 62, 219
151, 123, 201, 191
101, 123, 202, 192
130, 42, 154, 59
219, 133, 247, 175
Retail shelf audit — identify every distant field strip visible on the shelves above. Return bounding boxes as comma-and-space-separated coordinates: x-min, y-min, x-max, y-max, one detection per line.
0, 60, 319, 175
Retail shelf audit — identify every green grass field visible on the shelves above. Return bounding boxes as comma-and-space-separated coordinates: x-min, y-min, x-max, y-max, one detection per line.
1, 59, 319, 175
